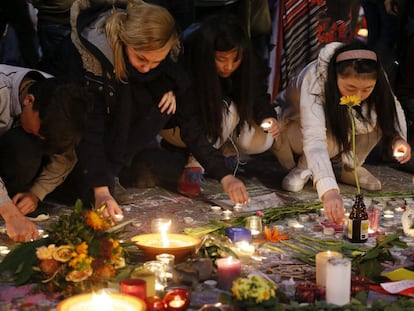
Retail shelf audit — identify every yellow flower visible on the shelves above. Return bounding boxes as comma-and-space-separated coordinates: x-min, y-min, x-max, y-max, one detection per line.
69, 253, 93, 271
340, 95, 361, 107
231, 276, 277, 304
76, 242, 88, 255
85, 210, 108, 230
36, 244, 56, 260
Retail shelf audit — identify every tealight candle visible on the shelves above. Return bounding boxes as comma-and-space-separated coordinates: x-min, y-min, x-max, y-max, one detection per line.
0, 246, 10, 256
260, 121, 272, 132
164, 288, 190, 311
216, 257, 241, 291
394, 206, 405, 213
293, 223, 305, 231
222, 210, 233, 220
383, 210, 395, 220
245, 215, 263, 237
394, 150, 405, 159
210, 206, 221, 213
315, 251, 343, 287
326, 258, 351, 306
235, 241, 255, 257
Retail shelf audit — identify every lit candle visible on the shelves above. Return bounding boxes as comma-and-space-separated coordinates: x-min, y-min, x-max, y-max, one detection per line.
245, 216, 263, 237
233, 241, 255, 262
293, 223, 304, 231
164, 288, 190, 311
315, 251, 343, 287
222, 210, 233, 220
383, 210, 395, 220
260, 121, 272, 132
156, 253, 175, 280
144, 260, 168, 292
151, 218, 172, 234
394, 150, 405, 159
394, 206, 405, 213
56, 292, 146, 311
0, 246, 9, 256
216, 257, 241, 291
131, 267, 156, 297
120, 279, 146, 300
326, 258, 351, 306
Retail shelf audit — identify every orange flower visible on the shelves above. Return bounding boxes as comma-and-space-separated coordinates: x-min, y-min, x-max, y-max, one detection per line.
85, 210, 110, 230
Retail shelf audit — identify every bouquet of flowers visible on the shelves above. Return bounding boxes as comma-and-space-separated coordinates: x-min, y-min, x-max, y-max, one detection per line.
229, 275, 279, 311
0, 200, 131, 296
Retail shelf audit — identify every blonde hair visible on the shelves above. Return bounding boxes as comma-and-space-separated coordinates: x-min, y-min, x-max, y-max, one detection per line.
105, 0, 179, 81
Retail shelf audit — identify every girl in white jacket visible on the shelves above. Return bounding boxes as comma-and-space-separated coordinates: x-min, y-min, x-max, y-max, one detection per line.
276, 41, 411, 224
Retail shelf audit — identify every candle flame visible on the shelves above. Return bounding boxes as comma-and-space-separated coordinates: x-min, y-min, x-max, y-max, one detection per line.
159, 220, 171, 247
92, 292, 114, 310
169, 295, 185, 308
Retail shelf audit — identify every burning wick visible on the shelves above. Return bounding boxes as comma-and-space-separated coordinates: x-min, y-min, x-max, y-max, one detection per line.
260, 121, 272, 132
393, 150, 405, 159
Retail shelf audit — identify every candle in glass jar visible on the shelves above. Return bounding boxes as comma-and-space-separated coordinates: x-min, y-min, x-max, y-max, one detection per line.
326, 257, 351, 306
315, 251, 343, 287
120, 279, 147, 300
164, 288, 190, 311
216, 257, 241, 291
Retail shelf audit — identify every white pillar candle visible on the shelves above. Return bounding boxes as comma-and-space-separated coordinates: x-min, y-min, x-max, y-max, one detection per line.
326, 257, 351, 306
315, 251, 343, 287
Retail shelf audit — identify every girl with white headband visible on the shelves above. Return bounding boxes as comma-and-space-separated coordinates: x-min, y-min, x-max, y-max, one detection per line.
274, 40, 411, 224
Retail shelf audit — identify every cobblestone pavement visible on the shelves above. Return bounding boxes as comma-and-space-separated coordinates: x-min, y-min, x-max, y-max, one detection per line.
1, 151, 412, 250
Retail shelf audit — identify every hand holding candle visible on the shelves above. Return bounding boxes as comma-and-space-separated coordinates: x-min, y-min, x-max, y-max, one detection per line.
260, 118, 280, 138
392, 139, 411, 164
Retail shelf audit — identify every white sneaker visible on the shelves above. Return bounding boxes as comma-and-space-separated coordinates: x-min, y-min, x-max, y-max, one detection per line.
282, 168, 312, 192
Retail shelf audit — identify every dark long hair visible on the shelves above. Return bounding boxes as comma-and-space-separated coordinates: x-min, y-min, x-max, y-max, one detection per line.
183, 13, 255, 142
324, 41, 400, 153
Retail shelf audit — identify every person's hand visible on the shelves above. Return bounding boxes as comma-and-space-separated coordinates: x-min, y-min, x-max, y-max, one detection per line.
392, 138, 411, 164
94, 186, 123, 222
321, 189, 345, 225
158, 91, 176, 114
261, 118, 280, 138
0, 201, 39, 242
12, 192, 39, 215
220, 174, 249, 204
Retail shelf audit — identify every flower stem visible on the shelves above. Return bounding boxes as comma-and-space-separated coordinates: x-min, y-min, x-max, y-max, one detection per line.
347, 107, 361, 194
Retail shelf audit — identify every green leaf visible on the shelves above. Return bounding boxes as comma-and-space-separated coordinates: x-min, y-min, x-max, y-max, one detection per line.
0, 239, 48, 285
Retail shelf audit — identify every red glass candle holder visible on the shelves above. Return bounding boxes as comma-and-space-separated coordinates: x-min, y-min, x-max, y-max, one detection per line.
120, 278, 147, 300
295, 282, 321, 303
146, 296, 166, 311
351, 276, 371, 296
163, 288, 190, 311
